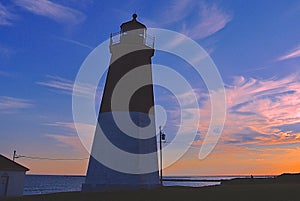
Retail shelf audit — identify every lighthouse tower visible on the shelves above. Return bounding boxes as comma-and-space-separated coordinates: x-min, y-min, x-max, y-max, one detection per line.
82, 14, 160, 191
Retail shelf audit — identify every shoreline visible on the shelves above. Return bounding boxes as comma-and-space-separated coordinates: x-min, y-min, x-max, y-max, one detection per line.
5, 173, 300, 201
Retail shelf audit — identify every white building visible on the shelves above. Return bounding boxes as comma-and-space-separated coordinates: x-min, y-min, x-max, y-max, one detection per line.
0, 154, 29, 198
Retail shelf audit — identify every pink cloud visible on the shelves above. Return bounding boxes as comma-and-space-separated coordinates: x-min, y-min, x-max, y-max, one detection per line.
46, 121, 95, 152
178, 73, 300, 149
221, 74, 300, 146
46, 134, 86, 151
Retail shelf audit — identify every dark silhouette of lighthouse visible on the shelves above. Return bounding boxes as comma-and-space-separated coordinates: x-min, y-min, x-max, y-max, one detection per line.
82, 14, 160, 191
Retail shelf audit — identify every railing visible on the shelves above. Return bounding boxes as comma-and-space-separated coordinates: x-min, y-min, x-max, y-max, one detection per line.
110, 31, 155, 48
145, 34, 155, 48
110, 31, 121, 45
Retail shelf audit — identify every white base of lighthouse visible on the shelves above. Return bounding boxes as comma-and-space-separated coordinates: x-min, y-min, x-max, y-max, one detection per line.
82, 112, 160, 191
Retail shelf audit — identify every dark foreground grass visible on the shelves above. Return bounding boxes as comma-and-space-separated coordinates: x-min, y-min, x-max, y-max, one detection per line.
3, 183, 300, 201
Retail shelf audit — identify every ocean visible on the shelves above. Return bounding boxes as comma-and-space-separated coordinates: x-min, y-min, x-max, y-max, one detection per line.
23, 175, 249, 195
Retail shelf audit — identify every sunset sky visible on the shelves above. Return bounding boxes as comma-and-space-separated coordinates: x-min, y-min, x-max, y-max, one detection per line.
0, 0, 300, 176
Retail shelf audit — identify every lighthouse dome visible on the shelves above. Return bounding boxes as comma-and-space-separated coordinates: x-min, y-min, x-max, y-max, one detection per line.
120, 13, 146, 32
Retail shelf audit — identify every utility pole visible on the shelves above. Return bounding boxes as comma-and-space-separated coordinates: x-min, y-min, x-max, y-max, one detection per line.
13, 150, 16, 161
159, 126, 166, 185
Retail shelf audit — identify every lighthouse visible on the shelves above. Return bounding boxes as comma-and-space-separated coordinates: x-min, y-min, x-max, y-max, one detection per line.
82, 14, 160, 191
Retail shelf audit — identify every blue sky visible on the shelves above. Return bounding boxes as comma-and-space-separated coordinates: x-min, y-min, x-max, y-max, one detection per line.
0, 0, 300, 175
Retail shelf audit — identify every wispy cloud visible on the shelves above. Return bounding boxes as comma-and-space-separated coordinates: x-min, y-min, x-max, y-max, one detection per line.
53, 36, 94, 50
36, 75, 99, 98
36, 75, 74, 94
14, 0, 85, 25
46, 121, 95, 152
160, 0, 195, 25
277, 45, 300, 61
147, 1, 232, 40
46, 134, 84, 149
0, 96, 33, 112
0, 3, 16, 26
0, 46, 14, 59
183, 2, 232, 39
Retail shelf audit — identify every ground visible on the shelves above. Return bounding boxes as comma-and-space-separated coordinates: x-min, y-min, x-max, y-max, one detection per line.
3, 183, 300, 201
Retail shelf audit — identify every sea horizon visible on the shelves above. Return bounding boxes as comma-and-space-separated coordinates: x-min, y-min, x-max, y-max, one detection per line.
23, 174, 276, 195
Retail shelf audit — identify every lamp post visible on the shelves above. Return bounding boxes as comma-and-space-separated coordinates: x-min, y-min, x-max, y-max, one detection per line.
159, 126, 166, 185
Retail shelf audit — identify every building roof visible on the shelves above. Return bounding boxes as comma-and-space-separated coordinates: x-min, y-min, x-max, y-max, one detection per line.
0, 154, 29, 172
